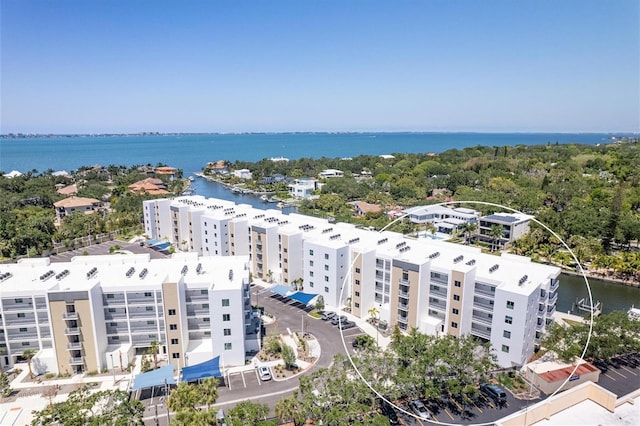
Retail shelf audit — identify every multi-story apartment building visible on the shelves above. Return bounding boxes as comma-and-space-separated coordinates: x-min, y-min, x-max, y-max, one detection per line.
144, 196, 560, 368
478, 213, 532, 247
0, 253, 256, 375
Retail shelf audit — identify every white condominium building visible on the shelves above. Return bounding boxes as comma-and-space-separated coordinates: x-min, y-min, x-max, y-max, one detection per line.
0, 253, 256, 375
144, 196, 560, 368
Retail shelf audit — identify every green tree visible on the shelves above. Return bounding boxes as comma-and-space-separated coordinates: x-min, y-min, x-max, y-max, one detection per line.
22, 349, 37, 379
281, 343, 297, 369
149, 341, 160, 369
167, 382, 200, 412
275, 393, 305, 426
225, 400, 271, 426
315, 295, 325, 312
489, 224, 504, 252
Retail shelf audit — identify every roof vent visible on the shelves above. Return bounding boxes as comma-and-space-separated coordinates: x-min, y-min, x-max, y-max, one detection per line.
181, 265, 188, 275
489, 264, 499, 273
55, 269, 70, 280
519, 275, 528, 285
428, 252, 440, 259
86, 267, 98, 279
196, 263, 202, 274
453, 255, 464, 263
0, 272, 13, 282
40, 270, 55, 281
139, 268, 148, 279
126, 267, 135, 278
466, 259, 476, 266
228, 269, 234, 281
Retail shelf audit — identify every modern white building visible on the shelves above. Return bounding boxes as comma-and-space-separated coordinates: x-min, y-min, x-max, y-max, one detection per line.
144, 196, 560, 368
232, 169, 252, 180
288, 178, 319, 199
404, 204, 479, 234
318, 169, 344, 179
478, 213, 532, 247
0, 253, 256, 375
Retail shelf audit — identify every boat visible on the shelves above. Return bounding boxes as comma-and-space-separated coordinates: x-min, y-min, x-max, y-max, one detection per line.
628, 306, 640, 321
574, 297, 602, 316
260, 195, 269, 202
277, 202, 284, 209
188, 176, 195, 182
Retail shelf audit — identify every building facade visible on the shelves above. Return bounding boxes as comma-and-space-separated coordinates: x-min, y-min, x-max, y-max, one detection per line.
0, 253, 256, 375
144, 196, 560, 367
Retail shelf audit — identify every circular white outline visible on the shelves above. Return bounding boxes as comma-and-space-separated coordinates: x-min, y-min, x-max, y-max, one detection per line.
336, 200, 594, 426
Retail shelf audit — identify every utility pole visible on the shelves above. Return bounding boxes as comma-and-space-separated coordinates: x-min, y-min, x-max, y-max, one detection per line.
110, 354, 116, 385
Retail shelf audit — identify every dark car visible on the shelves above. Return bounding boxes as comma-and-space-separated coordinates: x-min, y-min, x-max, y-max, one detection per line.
338, 320, 355, 330
480, 383, 507, 404
608, 357, 621, 369
321, 311, 336, 321
380, 400, 399, 425
593, 359, 609, 373
331, 315, 348, 325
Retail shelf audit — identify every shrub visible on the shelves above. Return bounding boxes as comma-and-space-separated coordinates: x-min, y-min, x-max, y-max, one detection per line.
44, 373, 55, 379
85, 370, 98, 376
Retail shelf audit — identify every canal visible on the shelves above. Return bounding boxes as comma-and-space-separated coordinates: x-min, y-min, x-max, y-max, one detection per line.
193, 176, 640, 315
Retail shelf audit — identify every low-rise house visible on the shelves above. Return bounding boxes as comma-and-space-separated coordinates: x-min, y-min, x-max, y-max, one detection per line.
288, 178, 319, 199
478, 213, 532, 247
232, 169, 252, 180
53, 196, 102, 223
261, 174, 287, 185
207, 160, 229, 174
318, 169, 344, 179
524, 358, 600, 395
56, 184, 78, 196
128, 178, 169, 195
351, 201, 382, 216
155, 166, 178, 181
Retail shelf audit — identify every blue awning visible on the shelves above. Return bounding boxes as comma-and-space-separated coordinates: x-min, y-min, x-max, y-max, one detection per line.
270, 285, 293, 296
145, 239, 160, 246
288, 292, 318, 305
153, 242, 171, 250
131, 365, 175, 391
181, 356, 221, 382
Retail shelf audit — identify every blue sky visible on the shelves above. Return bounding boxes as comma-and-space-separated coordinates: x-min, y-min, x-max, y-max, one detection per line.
1, 0, 638, 133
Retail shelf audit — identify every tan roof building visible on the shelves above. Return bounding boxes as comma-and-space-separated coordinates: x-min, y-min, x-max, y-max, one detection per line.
53, 196, 102, 223
351, 201, 383, 216
56, 184, 78, 196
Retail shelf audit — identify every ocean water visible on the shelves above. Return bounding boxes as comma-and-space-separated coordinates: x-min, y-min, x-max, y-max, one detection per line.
0, 132, 620, 175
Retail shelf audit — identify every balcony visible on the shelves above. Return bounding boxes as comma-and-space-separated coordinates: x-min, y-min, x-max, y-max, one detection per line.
127, 297, 155, 305
63, 312, 78, 320
1, 303, 33, 311
67, 342, 82, 350
474, 284, 496, 297
375, 283, 383, 292
430, 275, 448, 285
470, 324, 491, 339
430, 288, 448, 299
547, 304, 556, 315
64, 328, 81, 335
7, 332, 38, 340
399, 291, 409, 299
104, 312, 127, 320
186, 309, 209, 317
7, 317, 35, 325
398, 278, 410, 286
398, 302, 409, 311
548, 292, 558, 303
472, 314, 492, 326
550, 279, 559, 291
428, 301, 446, 311
186, 294, 208, 302
536, 321, 544, 330
473, 300, 494, 312
128, 310, 156, 319
539, 290, 547, 301
68, 357, 84, 365
397, 316, 408, 324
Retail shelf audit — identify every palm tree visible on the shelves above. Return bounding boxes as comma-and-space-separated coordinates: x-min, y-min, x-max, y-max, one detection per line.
489, 224, 504, 252
461, 222, 478, 245
200, 377, 219, 410
149, 341, 160, 369
22, 349, 37, 379
275, 394, 304, 426
367, 306, 379, 325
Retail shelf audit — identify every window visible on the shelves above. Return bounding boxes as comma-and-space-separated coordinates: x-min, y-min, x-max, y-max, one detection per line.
223, 314, 231, 322
355, 291, 360, 297
310, 271, 314, 277
203, 318, 210, 322
171, 338, 179, 344
324, 265, 329, 271
355, 267, 361, 273
144, 292, 152, 297
108, 308, 116, 313
147, 320, 154, 325
503, 330, 511, 339
453, 295, 460, 301
204, 331, 211, 336
202, 303, 209, 309
355, 279, 360, 285
309, 249, 314, 256
106, 294, 114, 299
170, 324, 177, 330
172, 353, 180, 359
505, 316, 513, 325
324, 287, 329, 293
17, 313, 25, 318
200, 289, 207, 295
454, 280, 461, 287
146, 306, 154, 311
22, 342, 31, 346
309, 260, 314, 267
309, 282, 314, 288
168, 309, 176, 315
224, 328, 231, 336
451, 322, 458, 328
284, 248, 288, 253
452, 308, 459, 315
110, 322, 118, 326
224, 343, 233, 350
355, 302, 360, 308
506, 301, 514, 309
19, 328, 27, 332
222, 299, 230, 307
324, 276, 329, 282
324, 253, 329, 260
501, 345, 510, 353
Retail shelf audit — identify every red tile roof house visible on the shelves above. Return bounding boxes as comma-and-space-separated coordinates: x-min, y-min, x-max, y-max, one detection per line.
53, 196, 102, 224
128, 178, 169, 195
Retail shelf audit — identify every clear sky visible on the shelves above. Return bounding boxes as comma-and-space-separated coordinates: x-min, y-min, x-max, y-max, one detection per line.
1, 0, 638, 133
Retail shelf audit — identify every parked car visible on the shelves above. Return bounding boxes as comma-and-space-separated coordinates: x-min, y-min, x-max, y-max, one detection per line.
338, 320, 355, 330
258, 366, 271, 381
409, 399, 431, 420
380, 400, 400, 425
321, 311, 336, 321
480, 383, 507, 404
331, 315, 348, 325
608, 357, 621, 369
593, 359, 609, 373
352, 335, 374, 349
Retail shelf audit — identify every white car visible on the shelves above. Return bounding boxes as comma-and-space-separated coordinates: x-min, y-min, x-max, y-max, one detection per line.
258, 366, 272, 381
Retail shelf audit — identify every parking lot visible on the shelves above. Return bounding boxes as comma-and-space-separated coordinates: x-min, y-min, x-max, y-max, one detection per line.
593, 353, 640, 399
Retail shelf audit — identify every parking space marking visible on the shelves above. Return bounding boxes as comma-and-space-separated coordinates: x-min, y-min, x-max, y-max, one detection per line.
479, 394, 496, 409
621, 366, 637, 376
611, 368, 627, 379
450, 397, 463, 412
443, 407, 455, 421
471, 399, 483, 414
254, 369, 261, 385
241, 371, 247, 388
603, 372, 617, 381
426, 408, 438, 422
